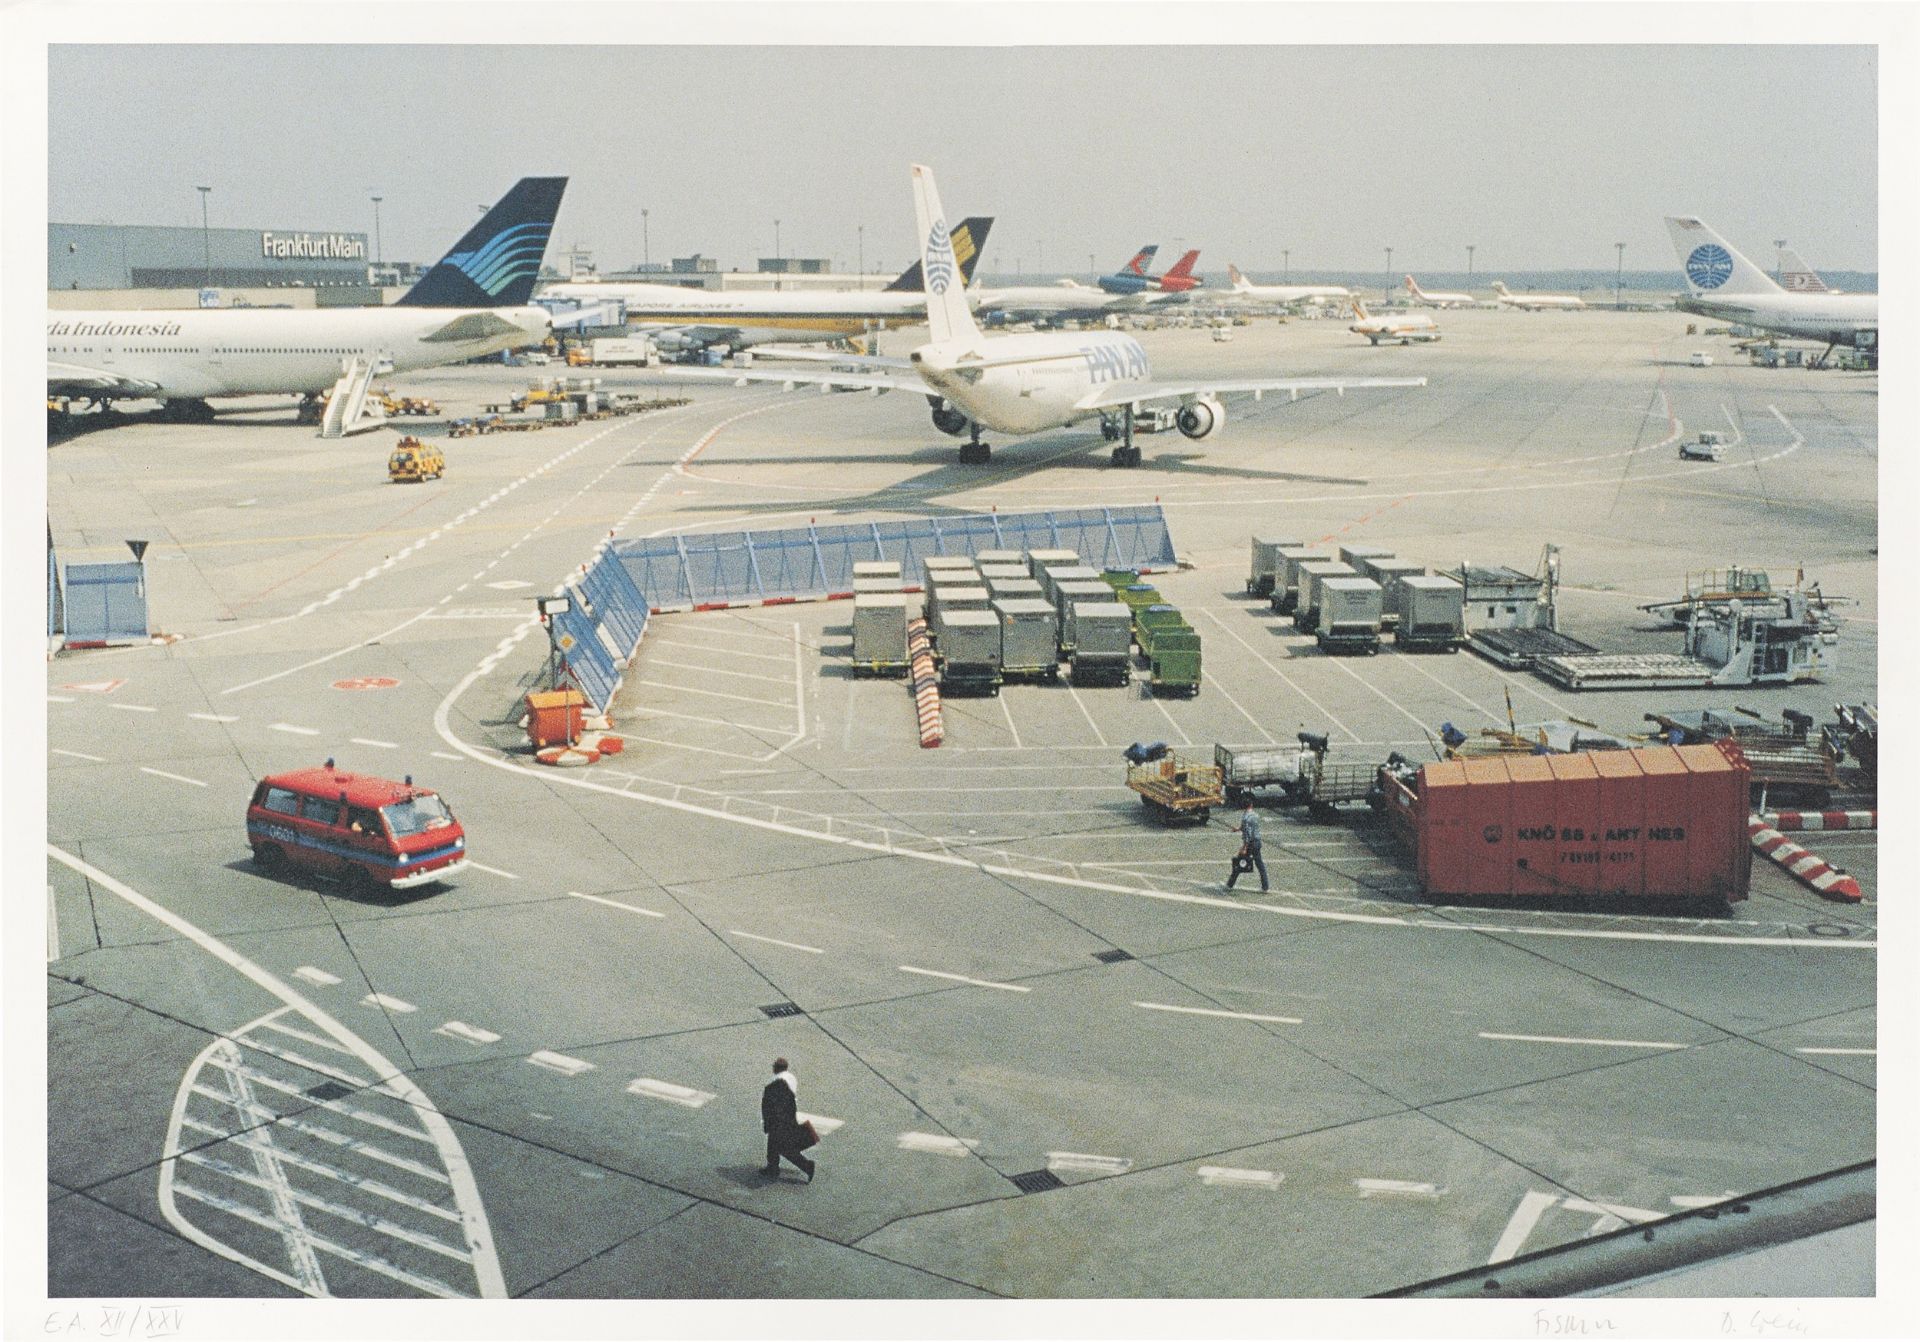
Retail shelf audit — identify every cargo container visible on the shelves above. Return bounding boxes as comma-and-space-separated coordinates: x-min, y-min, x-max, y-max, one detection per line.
1381, 741, 1751, 902
1148, 630, 1202, 697
922, 554, 978, 581
929, 584, 989, 631
1315, 577, 1383, 654
1117, 583, 1164, 624
1338, 543, 1395, 570
994, 598, 1061, 680
974, 549, 1025, 568
926, 569, 982, 614
1068, 602, 1133, 685
1395, 575, 1466, 651
978, 564, 1030, 582
1293, 561, 1357, 631
1248, 535, 1303, 597
1026, 549, 1080, 577
853, 560, 901, 582
1100, 568, 1141, 593
1136, 605, 1191, 662
1055, 581, 1121, 650
1362, 556, 1427, 592
588, 336, 656, 367
850, 594, 910, 675
1272, 548, 1333, 614
1037, 563, 1101, 607
937, 610, 1003, 696
853, 577, 906, 596
987, 576, 1045, 604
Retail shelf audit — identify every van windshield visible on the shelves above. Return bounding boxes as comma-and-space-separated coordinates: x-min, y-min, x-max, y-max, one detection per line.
381, 794, 453, 836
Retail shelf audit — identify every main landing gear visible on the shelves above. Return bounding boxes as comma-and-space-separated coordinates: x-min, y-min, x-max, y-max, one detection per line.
1106, 411, 1142, 468
958, 421, 991, 465
156, 398, 217, 424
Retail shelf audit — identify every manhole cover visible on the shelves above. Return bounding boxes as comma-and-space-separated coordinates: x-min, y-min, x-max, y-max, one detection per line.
760, 1002, 805, 1019
1009, 1169, 1065, 1194
305, 1081, 354, 1102
1807, 923, 1853, 938
1093, 949, 1134, 963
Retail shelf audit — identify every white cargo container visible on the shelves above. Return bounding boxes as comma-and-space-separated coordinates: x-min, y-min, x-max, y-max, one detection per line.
1315, 577, 1384, 655
978, 565, 1029, 584
922, 554, 978, 580
588, 336, 656, 367
973, 549, 1025, 567
1037, 563, 1101, 606
987, 575, 1045, 602
1294, 561, 1357, 629
1274, 548, 1333, 613
1067, 602, 1133, 686
1248, 535, 1303, 596
929, 584, 989, 628
850, 594, 910, 674
1026, 549, 1079, 577
853, 560, 902, 581
937, 609, 1003, 695
1338, 543, 1395, 569
1054, 580, 1117, 648
853, 577, 905, 596
994, 598, 1061, 679
1394, 575, 1466, 651
1362, 558, 1428, 624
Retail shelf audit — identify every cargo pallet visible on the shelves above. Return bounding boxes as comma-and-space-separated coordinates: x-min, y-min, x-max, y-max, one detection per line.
1535, 651, 1726, 691
1068, 655, 1131, 687
1316, 632, 1380, 656
939, 667, 1002, 697
1396, 632, 1463, 653
849, 660, 909, 679
1126, 753, 1224, 824
1000, 663, 1062, 683
1469, 627, 1597, 669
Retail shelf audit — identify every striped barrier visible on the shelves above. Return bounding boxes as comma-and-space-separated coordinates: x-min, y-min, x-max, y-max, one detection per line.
907, 618, 944, 749
1757, 811, 1877, 832
1747, 818, 1862, 903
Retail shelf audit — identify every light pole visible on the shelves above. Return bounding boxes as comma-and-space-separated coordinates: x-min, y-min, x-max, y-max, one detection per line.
1615, 241, 1625, 309
1466, 244, 1475, 281
1037, 239, 1045, 276
195, 185, 212, 288
1088, 252, 1096, 277
1383, 247, 1393, 303
1773, 238, 1787, 284
774, 218, 781, 262
369, 192, 383, 266
642, 208, 650, 269
1283, 249, 1290, 281
857, 224, 864, 281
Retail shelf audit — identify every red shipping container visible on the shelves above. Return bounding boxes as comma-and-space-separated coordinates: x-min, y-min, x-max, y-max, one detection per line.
1386, 742, 1750, 902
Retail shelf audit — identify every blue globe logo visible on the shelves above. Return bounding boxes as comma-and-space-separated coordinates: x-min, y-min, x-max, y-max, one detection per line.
1686, 243, 1734, 290
924, 221, 954, 295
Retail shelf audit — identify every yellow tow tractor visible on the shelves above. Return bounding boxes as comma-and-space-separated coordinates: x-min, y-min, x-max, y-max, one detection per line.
388, 435, 446, 483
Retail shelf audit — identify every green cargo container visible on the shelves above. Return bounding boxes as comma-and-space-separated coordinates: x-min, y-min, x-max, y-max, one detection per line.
1100, 568, 1141, 593
1149, 630, 1203, 697
1118, 584, 1163, 625
1135, 605, 1192, 661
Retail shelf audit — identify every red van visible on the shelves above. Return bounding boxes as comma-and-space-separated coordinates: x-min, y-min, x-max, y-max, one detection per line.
247, 761, 468, 890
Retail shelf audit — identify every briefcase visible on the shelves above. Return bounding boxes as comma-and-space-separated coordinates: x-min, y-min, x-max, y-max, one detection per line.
794, 1119, 821, 1151
1231, 853, 1254, 876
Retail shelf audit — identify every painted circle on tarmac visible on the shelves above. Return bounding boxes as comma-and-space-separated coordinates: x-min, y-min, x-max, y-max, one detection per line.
1806, 922, 1853, 938
332, 676, 401, 692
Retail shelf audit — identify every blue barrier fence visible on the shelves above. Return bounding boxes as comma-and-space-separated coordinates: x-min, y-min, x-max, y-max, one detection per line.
62, 561, 147, 646
553, 505, 1177, 715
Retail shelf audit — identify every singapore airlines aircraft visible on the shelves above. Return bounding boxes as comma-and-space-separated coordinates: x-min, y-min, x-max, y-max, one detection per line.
538, 218, 993, 354
1403, 275, 1475, 308
666, 165, 1424, 466
1665, 216, 1876, 357
1219, 263, 1349, 305
1490, 280, 1586, 311
47, 178, 566, 422
1348, 297, 1440, 345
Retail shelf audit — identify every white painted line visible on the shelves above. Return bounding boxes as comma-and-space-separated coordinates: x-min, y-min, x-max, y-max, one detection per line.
271, 722, 320, 736
1198, 1165, 1284, 1189
351, 737, 399, 750
526, 1050, 595, 1077
46, 885, 59, 963
140, 766, 208, 788
899, 965, 1031, 993
435, 1022, 502, 1045
1135, 1001, 1302, 1025
1356, 1178, 1444, 1201
52, 748, 105, 762
467, 861, 519, 880
625, 1078, 716, 1109
48, 695, 75, 704
1047, 1152, 1133, 1176
1670, 1194, 1736, 1209
431, 751, 464, 762
728, 929, 823, 954
1796, 1046, 1875, 1056
796, 1112, 842, 1136
1478, 1031, 1687, 1050
189, 712, 240, 723
109, 703, 158, 713
293, 966, 343, 987
567, 890, 664, 918
362, 993, 417, 1014
998, 692, 1024, 749
1490, 1190, 1560, 1264
897, 1132, 979, 1157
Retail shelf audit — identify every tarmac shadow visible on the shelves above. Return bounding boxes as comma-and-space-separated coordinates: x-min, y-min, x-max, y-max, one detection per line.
715, 1163, 787, 1190
220, 859, 445, 908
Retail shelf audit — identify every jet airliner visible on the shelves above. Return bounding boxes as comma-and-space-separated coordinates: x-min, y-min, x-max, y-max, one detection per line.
1491, 280, 1586, 311
1665, 216, 1876, 359
1403, 275, 1475, 308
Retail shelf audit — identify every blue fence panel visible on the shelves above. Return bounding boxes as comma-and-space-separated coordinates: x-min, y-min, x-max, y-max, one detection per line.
579, 553, 649, 657
48, 532, 63, 637
62, 562, 147, 644
552, 605, 619, 713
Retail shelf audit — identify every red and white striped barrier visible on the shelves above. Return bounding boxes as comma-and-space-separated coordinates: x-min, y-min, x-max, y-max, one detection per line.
1747, 818, 1863, 903
907, 618, 944, 749
1756, 810, 1876, 832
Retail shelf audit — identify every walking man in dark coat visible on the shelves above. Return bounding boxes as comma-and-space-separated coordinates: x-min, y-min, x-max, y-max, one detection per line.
1227, 799, 1269, 892
760, 1057, 816, 1181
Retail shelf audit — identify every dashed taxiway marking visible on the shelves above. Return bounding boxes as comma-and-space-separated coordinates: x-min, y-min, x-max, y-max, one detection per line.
435, 1022, 502, 1045
52, 748, 105, 762
270, 722, 319, 736
109, 703, 158, 714
797, 1113, 842, 1136
526, 1051, 595, 1077
48, 695, 75, 704
899, 965, 1030, 993
1048, 1152, 1132, 1175
1135, 1002, 1302, 1025
1479, 1031, 1688, 1050
431, 751, 465, 762
139, 766, 208, 788
361, 993, 417, 1014
1356, 1179, 1444, 1200
466, 862, 518, 880
567, 890, 664, 918
189, 712, 240, 723
351, 738, 399, 750
1796, 1047, 1875, 1056
898, 1132, 979, 1157
293, 966, 343, 987
625, 1078, 716, 1109
728, 930, 823, 954
1198, 1166, 1284, 1189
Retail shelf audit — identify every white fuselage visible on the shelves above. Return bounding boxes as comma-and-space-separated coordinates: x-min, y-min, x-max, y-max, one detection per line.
1406, 288, 1473, 308
1496, 292, 1586, 311
1351, 312, 1439, 343
1226, 282, 1351, 305
911, 331, 1150, 435
541, 279, 933, 344
47, 306, 548, 400
972, 282, 1173, 317
1675, 290, 1878, 344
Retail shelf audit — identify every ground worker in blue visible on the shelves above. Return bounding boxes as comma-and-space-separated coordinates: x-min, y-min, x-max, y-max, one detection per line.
1227, 799, 1269, 892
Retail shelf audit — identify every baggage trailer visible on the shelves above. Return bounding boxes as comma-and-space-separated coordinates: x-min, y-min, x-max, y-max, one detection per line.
1380, 740, 1752, 903
1068, 602, 1133, 685
1271, 548, 1332, 614
1148, 629, 1203, 698
1135, 605, 1191, 662
994, 598, 1062, 681
1292, 561, 1357, 632
1126, 750, 1225, 824
1644, 709, 1839, 806
1394, 575, 1466, 651
937, 610, 1003, 696
850, 594, 910, 676
1247, 535, 1303, 597
1217, 733, 1388, 818
1316, 577, 1384, 655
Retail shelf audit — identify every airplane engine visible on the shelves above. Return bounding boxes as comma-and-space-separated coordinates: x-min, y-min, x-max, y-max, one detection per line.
928, 397, 970, 437
1176, 395, 1225, 441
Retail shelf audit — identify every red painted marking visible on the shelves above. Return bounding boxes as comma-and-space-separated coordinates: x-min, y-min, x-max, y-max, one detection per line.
762, 596, 797, 606
332, 676, 401, 692
692, 602, 728, 611
59, 678, 126, 693
62, 641, 108, 651
827, 591, 854, 600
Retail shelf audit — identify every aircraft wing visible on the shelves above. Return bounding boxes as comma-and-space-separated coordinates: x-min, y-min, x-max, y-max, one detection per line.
633, 322, 745, 348
657, 365, 926, 395
48, 362, 161, 396
737, 348, 914, 371
1074, 375, 1426, 412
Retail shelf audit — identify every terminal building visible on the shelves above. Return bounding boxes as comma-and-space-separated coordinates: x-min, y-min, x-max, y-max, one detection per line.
50, 222, 380, 309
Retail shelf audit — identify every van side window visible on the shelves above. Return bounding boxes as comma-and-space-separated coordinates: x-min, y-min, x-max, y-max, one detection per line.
347, 807, 384, 836
301, 795, 343, 825
261, 786, 300, 816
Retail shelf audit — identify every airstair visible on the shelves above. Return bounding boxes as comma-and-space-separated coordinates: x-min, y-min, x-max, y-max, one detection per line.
318, 354, 387, 438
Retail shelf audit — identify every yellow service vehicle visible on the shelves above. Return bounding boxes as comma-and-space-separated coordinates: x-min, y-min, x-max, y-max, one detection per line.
388, 436, 446, 483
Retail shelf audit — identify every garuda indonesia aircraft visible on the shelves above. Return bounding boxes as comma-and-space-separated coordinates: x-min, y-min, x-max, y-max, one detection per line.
47, 178, 566, 421
667, 165, 1424, 467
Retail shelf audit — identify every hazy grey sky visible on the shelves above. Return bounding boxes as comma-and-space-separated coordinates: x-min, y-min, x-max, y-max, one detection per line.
49, 43, 1877, 275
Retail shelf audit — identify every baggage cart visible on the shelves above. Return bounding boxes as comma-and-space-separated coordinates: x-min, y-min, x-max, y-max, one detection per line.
937, 610, 1003, 696
1055, 580, 1121, 650
1272, 549, 1332, 614
1149, 629, 1202, 697
1316, 577, 1383, 655
1218, 733, 1387, 818
1248, 535, 1302, 597
1068, 602, 1133, 685
1126, 751, 1225, 824
1293, 561, 1357, 631
993, 598, 1062, 681
1135, 605, 1191, 662
850, 594, 910, 676
1393, 575, 1466, 651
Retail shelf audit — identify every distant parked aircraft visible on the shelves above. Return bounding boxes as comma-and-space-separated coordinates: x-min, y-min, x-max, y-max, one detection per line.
1403, 274, 1475, 308
1349, 296, 1440, 345
1665, 216, 1875, 359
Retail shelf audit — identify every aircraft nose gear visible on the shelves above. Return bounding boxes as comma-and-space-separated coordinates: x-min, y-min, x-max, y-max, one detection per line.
1109, 407, 1142, 466
958, 422, 991, 464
